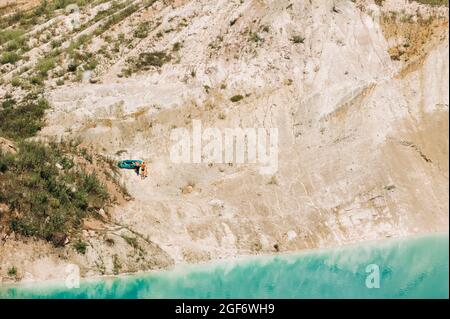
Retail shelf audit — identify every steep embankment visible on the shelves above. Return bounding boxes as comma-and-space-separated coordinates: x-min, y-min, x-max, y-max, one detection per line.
0, 0, 448, 283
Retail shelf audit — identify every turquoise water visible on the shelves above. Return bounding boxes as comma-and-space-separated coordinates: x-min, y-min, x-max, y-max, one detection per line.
1, 234, 448, 298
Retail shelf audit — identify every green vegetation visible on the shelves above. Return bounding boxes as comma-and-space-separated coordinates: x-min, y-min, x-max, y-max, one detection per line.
0, 96, 49, 139
0, 29, 21, 45
123, 51, 171, 76
230, 95, 244, 102
79, 147, 92, 162
0, 51, 21, 65
172, 42, 182, 52
290, 35, 305, 44
27, 34, 95, 85
208, 35, 223, 50
0, 0, 88, 31
23, 49, 62, 86
0, 0, 133, 252
53, 0, 89, 9
137, 51, 171, 67
50, 39, 62, 49
83, 1, 129, 30
134, 22, 150, 38
67, 51, 98, 73
249, 32, 263, 43
0, 94, 114, 248
412, 0, 448, 6
7, 266, 17, 277
74, 240, 88, 254
83, 56, 98, 71
5, 37, 29, 52
0, 28, 25, 47
93, 3, 139, 36
10, 1, 141, 86
28, 2, 142, 83
67, 34, 92, 57
29, 75, 44, 86
0, 140, 109, 245
11, 77, 22, 87
122, 235, 139, 249
36, 57, 56, 77
112, 254, 121, 274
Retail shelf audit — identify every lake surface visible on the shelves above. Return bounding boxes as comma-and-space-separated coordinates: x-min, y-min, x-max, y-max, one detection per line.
1, 234, 448, 298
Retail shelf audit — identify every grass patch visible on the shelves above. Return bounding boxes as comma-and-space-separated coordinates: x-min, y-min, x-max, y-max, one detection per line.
412, 0, 448, 6
7, 266, 17, 277
36, 56, 56, 77
0, 96, 49, 139
29, 75, 44, 86
67, 34, 92, 57
172, 42, 182, 52
290, 35, 305, 44
11, 77, 22, 87
112, 254, 121, 274
122, 235, 139, 249
0, 140, 109, 245
93, 3, 139, 36
84, 1, 129, 30
133, 22, 150, 38
0, 28, 25, 46
230, 94, 244, 102
0, 28, 28, 53
123, 51, 171, 76
74, 239, 87, 254
249, 32, 263, 43
0, 0, 88, 31
0, 51, 21, 64
136, 51, 171, 68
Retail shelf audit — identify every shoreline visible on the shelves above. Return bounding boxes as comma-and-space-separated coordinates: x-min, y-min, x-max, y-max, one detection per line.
1, 231, 448, 290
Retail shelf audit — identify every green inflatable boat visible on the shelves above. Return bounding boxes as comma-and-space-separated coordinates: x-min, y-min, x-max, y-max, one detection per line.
117, 160, 143, 169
